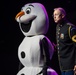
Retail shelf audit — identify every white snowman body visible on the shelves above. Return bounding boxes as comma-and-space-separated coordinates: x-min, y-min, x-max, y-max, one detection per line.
17, 35, 51, 75
18, 35, 45, 67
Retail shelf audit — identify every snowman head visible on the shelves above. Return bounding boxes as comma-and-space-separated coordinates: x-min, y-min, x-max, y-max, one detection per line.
15, 3, 49, 36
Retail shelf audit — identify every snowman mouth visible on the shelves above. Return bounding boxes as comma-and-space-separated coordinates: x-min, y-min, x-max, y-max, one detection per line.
21, 20, 32, 32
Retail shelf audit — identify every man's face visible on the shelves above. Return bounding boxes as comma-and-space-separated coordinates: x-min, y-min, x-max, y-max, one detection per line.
53, 9, 63, 23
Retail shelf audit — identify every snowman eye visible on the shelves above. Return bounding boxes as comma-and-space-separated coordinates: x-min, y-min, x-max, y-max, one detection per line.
26, 7, 31, 14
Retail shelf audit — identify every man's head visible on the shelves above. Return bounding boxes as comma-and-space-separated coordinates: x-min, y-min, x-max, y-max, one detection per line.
53, 7, 66, 23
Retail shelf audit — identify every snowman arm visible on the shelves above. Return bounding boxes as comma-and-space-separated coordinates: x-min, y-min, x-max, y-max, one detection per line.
41, 37, 51, 65
37, 37, 51, 75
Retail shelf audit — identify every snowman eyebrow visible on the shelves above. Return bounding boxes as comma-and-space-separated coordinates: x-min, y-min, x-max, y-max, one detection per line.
29, 4, 34, 7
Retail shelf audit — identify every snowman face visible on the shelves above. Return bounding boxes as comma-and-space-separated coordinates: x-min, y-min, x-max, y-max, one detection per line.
15, 3, 49, 36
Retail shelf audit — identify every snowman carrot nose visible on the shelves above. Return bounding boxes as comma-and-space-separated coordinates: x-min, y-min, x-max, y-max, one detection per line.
15, 11, 25, 19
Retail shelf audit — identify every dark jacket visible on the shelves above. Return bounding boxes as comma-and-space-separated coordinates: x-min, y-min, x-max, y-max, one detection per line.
56, 20, 76, 71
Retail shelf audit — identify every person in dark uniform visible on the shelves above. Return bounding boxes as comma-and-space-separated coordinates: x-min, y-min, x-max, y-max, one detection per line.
52, 7, 76, 75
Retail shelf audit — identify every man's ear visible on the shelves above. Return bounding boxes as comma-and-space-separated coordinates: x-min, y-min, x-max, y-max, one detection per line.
62, 14, 65, 18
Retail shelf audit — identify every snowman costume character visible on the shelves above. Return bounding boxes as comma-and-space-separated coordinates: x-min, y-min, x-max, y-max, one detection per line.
15, 3, 58, 75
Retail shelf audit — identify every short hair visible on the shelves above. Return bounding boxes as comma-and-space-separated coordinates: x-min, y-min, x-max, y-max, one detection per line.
54, 7, 66, 16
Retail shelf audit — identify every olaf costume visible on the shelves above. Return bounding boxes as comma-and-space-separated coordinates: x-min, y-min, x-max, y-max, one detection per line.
15, 3, 58, 75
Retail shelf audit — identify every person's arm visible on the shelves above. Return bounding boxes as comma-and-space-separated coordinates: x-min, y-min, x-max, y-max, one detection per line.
70, 26, 76, 74
70, 26, 76, 42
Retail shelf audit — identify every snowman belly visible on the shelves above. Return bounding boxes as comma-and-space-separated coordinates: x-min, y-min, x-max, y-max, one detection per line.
18, 37, 44, 67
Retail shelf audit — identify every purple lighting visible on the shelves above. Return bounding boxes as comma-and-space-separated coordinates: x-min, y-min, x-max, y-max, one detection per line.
47, 67, 58, 75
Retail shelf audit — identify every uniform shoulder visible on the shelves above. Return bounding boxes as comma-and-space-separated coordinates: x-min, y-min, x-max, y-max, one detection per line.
67, 22, 74, 26
66, 22, 76, 28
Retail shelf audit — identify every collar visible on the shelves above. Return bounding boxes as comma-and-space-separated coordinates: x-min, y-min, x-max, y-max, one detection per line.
57, 19, 69, 27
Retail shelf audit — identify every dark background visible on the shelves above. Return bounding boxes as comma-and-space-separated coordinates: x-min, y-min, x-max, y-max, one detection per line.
0, 0, 76, 75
